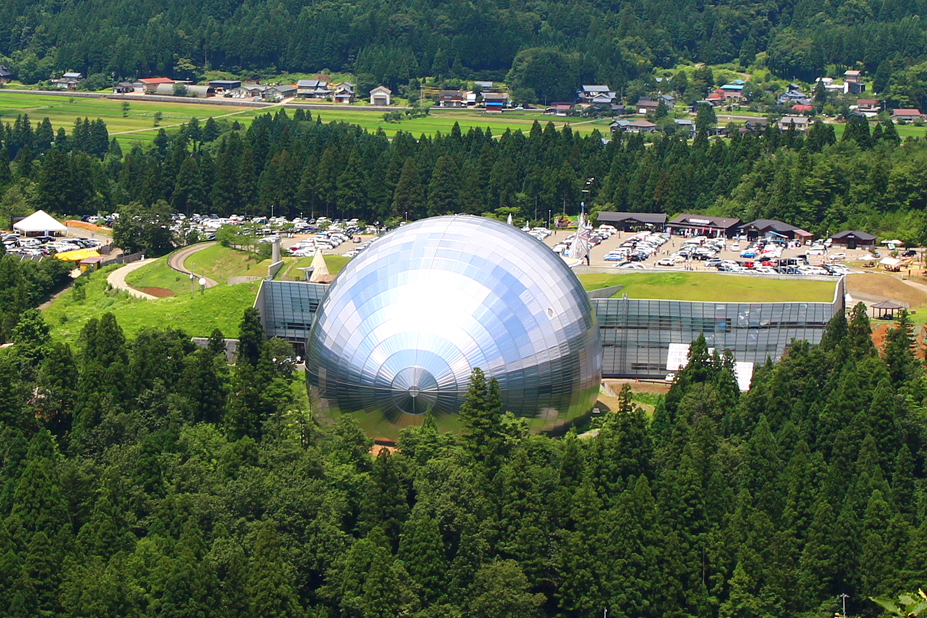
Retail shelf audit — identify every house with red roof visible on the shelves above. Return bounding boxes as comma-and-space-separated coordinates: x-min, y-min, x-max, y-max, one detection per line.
891, 108, 924, 122
792, 104, 814, 114
139, 77, 175, 94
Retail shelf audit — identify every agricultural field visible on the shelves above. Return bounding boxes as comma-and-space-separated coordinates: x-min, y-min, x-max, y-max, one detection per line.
577, 271, 838, 302
0, 92, 267, 148
0, 92, 611, 147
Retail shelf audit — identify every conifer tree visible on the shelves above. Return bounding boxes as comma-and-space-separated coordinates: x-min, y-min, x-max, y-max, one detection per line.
247, 522, 302, 618
398, 512, 447, 605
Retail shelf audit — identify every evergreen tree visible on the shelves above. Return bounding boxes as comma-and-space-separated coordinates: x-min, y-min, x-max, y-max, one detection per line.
247, 522, 302, 618
237, 308, 264, 366
392, 157, 425, 220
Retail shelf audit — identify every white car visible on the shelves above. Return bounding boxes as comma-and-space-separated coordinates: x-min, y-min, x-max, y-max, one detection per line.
828, 252, 846, 260
618, 263, 645, 269
656, 258, 676, 267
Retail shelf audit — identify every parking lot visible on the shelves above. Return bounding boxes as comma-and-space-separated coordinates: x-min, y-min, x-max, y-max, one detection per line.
533, 225, 902, 276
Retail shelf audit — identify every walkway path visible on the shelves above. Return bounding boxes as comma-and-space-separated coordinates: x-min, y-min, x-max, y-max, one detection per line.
107, 258, 158, 300
167, 242, 219, 288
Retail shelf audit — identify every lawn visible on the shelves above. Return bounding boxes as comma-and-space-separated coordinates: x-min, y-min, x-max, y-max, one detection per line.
578, 272, 838, 302
43, 266, 259, 341
279, 254, 351, 280
184, 244, 265, 284
123, 256, 192, 296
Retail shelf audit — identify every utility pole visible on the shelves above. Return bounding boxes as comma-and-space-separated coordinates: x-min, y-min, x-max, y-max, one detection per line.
838, 593, 848, 617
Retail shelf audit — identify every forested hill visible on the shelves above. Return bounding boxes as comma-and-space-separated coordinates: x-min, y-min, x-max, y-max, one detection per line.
2, 0, 927, 90
1, 300, 926, 617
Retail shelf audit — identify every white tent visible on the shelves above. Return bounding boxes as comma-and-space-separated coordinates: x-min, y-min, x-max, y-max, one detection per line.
13, 210, 67, 236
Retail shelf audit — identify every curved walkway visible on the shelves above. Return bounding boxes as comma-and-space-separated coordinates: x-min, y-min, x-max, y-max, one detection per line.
107, 258, 158, 300
167, 242, 219, 288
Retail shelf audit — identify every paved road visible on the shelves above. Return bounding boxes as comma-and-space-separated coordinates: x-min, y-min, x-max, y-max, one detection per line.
107, 258, 158, 300
168, 242, 219, 287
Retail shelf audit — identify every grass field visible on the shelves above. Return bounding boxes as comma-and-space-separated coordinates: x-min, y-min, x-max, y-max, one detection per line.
42, 266, 259, 341
184, 244, 266, 284
124, 257, 192, 296
577, 271, 838, 302
846, 272, 927, 309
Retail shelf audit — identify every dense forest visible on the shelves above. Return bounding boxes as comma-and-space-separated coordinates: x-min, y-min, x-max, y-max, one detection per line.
2, 110, 927, 245
3, 0, 927, 99
1, 296, 926, 617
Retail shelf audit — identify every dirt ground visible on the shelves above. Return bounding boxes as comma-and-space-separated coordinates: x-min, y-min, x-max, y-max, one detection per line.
138, 287, 174, 298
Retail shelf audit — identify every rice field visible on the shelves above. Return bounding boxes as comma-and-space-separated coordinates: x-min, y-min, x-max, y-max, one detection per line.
0, 92, 612, 148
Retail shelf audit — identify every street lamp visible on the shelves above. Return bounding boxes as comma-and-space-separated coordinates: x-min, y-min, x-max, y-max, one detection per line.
199, 277, 206, 295
189, 272, 195, 299
838, 593, 848, 617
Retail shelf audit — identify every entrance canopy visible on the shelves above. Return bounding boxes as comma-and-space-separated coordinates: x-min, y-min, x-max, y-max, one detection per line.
13, 210, 67, 236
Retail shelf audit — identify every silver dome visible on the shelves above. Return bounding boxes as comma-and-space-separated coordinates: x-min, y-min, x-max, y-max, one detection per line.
305, 215, 602, 430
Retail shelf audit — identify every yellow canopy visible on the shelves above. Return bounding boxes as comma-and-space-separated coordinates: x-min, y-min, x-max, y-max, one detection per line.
55, 249, 100, 262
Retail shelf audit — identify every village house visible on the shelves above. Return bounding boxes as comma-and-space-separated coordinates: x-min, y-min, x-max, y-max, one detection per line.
0, 65, 11, 84
51, 72, 83, 89
635, 97, 659, 114
439, 89, 465, 108
891, 108, 924, 122
578, 85, 615, 104
856, 99, 881, 117
844, 70, 865, 94
545, 103, 574, 115
611, 119, 657, 133
719, 80, 746, 101
482, 92, 509, 112
265, 84, 297, 101
332, 82, 354, 104
777, 84, 810, 106
297, 79, 331, 99
777, 115, 811, 133
369, 86, 391, 106
673, 118, 696, 137
228, 83, 267, 98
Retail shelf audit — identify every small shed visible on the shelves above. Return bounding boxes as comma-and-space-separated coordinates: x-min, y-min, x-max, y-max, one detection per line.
369, 86, 391, 106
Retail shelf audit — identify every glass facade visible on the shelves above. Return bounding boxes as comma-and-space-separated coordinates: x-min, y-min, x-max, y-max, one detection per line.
592, 283, 843, 378
303, 215, 603, 429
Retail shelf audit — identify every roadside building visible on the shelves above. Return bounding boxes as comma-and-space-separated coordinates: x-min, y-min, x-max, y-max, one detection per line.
596, 212, 667, 232
139, 77, 175, 94
829, 230, 876, 250
667, 214, 741, 238
0, 65, 12, 84
739, 219, 812, 242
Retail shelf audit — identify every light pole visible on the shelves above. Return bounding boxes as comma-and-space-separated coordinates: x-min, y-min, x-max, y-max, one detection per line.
548, 209, 552, 231
199, 277, 206, 295
189, 272, 195, 299
838, 593, 848, 617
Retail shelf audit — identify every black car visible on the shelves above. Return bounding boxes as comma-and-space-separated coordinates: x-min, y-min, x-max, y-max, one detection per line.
902, 249, 917, 257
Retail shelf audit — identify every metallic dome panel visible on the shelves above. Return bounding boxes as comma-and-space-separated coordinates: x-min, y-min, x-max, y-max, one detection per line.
305, 215, 602, 429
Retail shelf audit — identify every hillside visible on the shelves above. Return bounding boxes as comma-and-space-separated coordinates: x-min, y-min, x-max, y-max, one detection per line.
1, 0, 927, 104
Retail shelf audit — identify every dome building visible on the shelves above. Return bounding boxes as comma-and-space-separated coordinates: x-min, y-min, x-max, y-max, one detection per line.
304, 215, 602, 431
